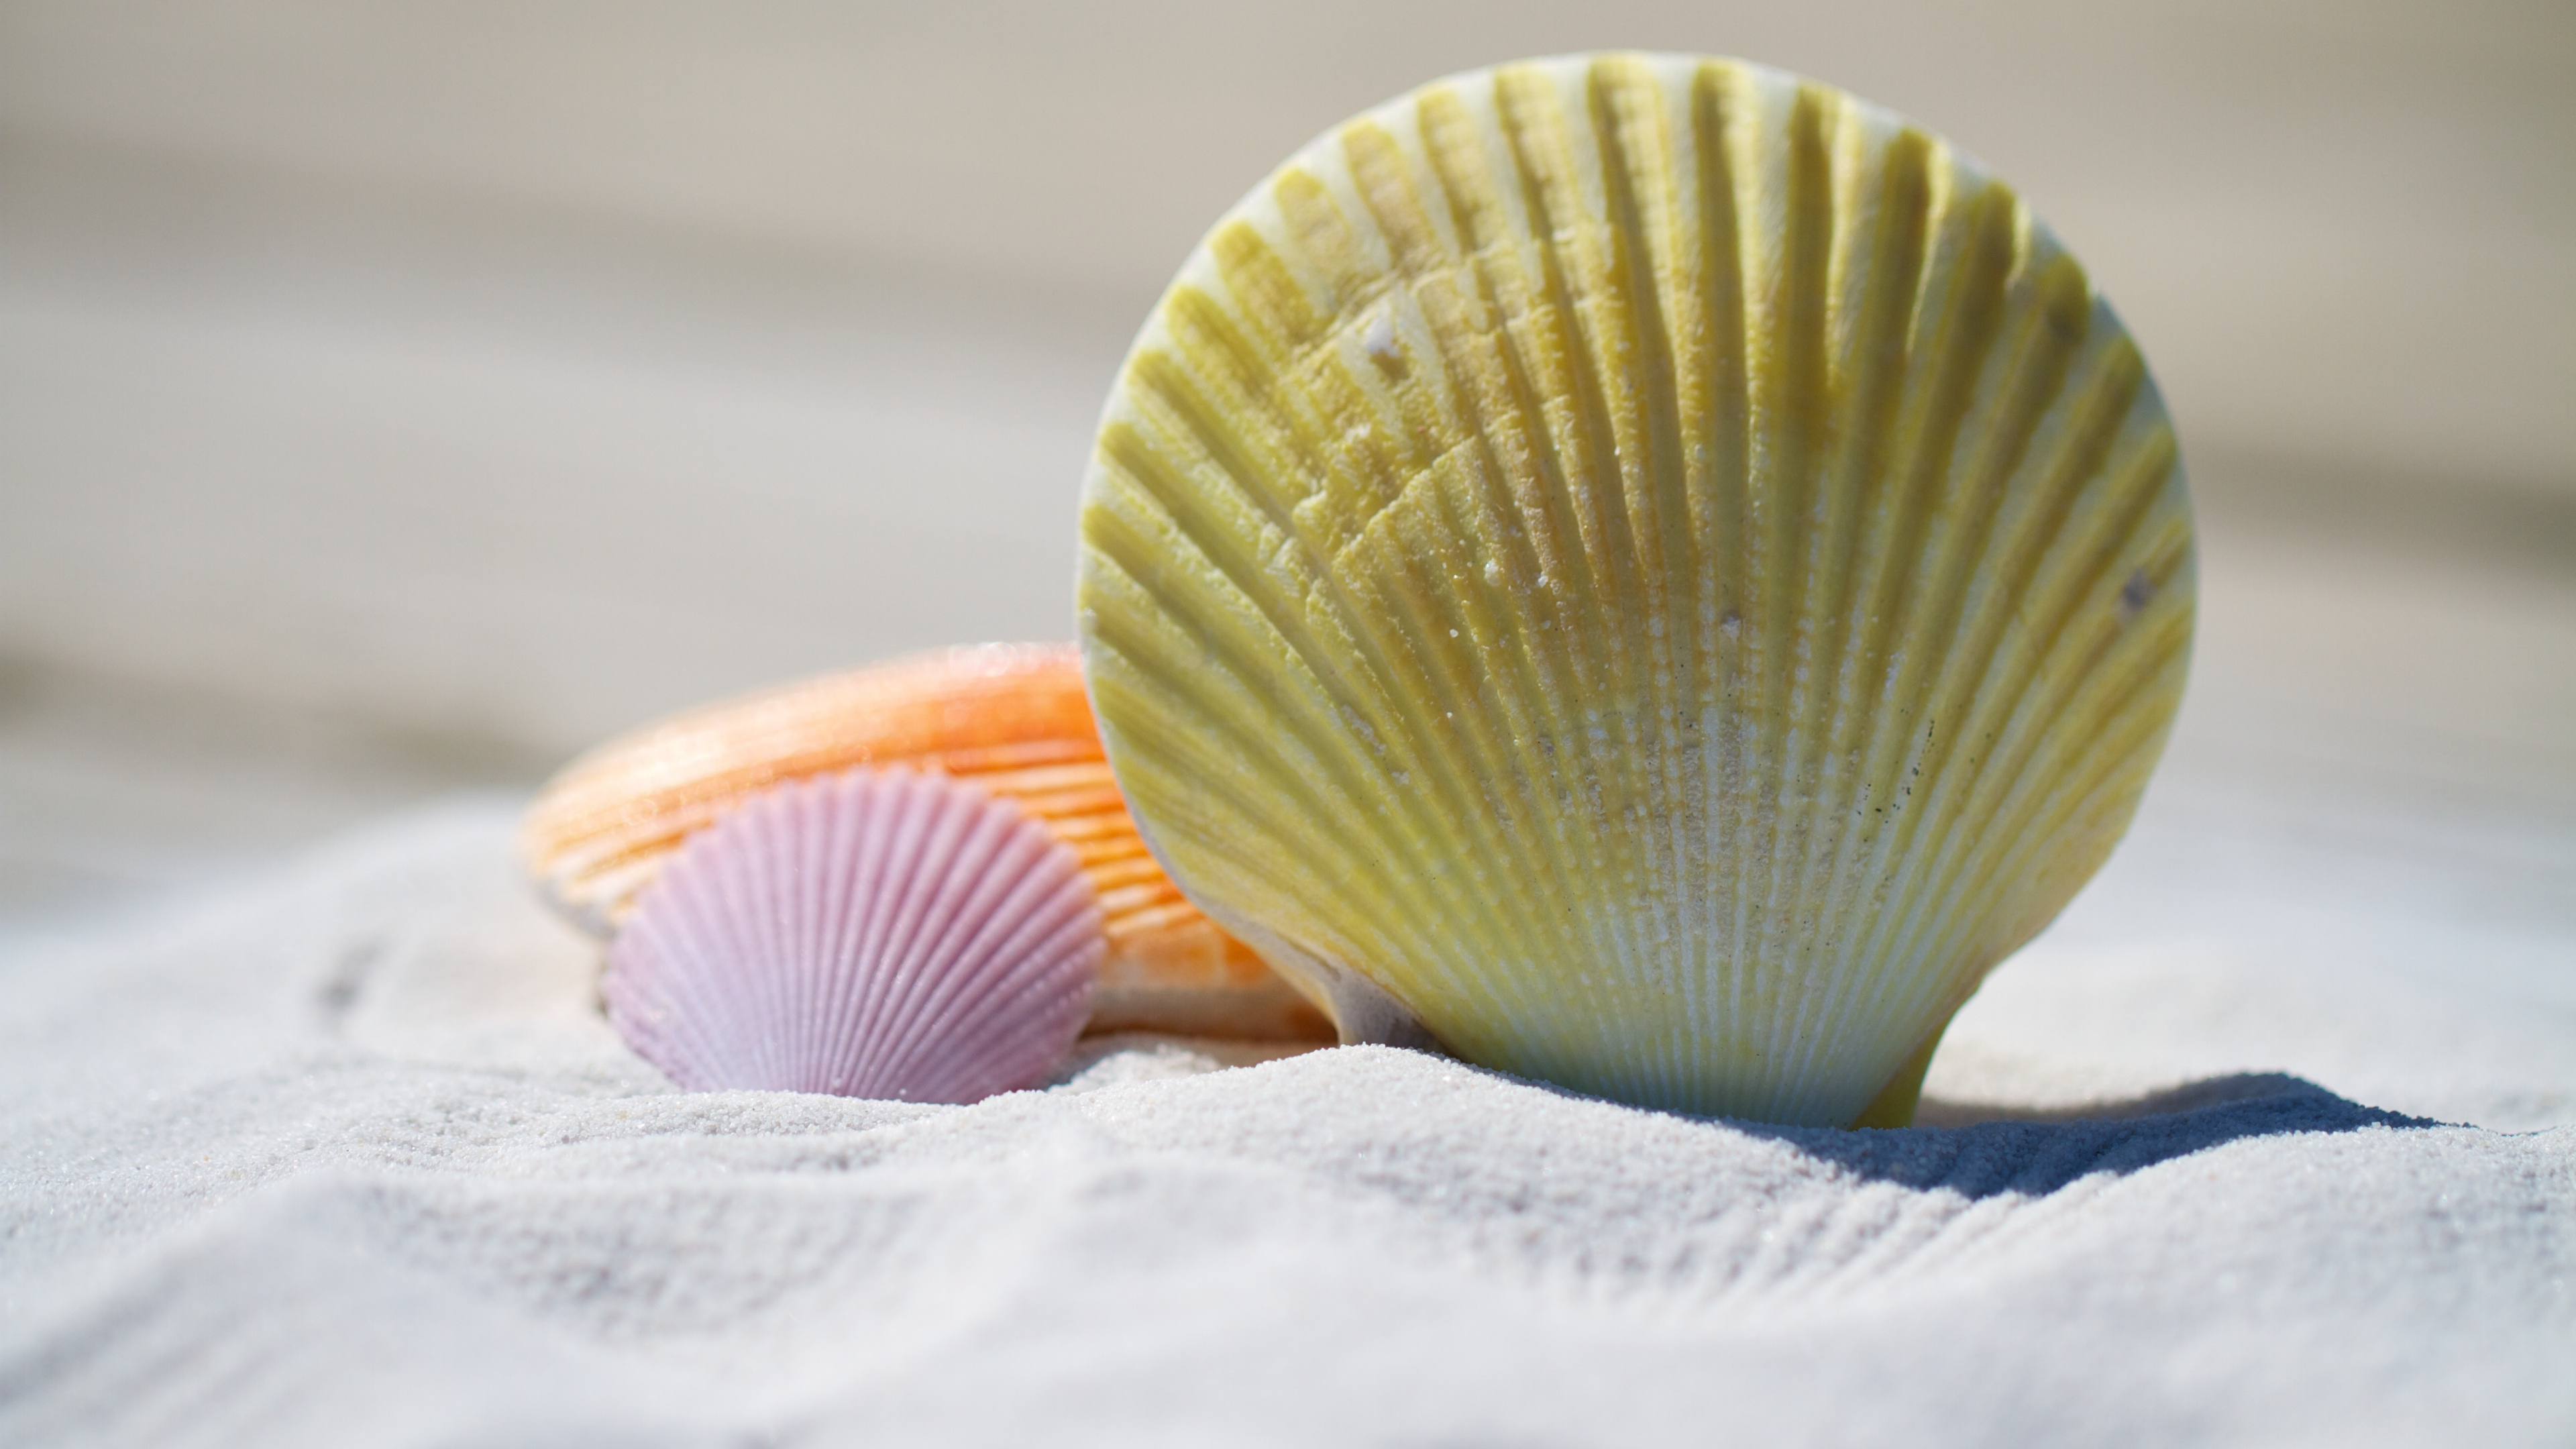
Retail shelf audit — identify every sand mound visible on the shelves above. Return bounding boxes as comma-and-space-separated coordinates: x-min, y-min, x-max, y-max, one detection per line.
3, 802, 2569, 1447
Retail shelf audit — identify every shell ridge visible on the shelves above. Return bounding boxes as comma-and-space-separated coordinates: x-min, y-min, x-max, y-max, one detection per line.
916, 796, 1099, 1099
760, 783, 814, 1085
821, 778, 888, 1091
1839, 521, 2171, 1089
1802, 122, 1937, 827
1504, 59, 1700, 1093
1497, 72, 1664, 998
1127, 327, 1328, 543
783, 772, 839, 1086
608, 835, 708, 1081
1735, 81, 1843, 1116
895, 821, 1080, 1086
843, 773, 951, 1093
1358, 478, 1604, 1014
773, 784, 836, 1087
1424, 71, 1646, 1053
1886, 439, 2185, 993
714, 790, 793, 1087
781, 777, 838, 1091
1310, 120, 1656, 1002
1716, 73, 1792, 1071
835, 771, 918, 1089
961, 836, 1102, 1095
1409, 88, 1593, 694
810, 771, 883, 1091
1858, 321, 2152, 981
1401, 272, 1614, 996
1342, 101, 1638, 1018
659, 834, 762, 1084
873, 777, 1031, 1099
1309, 128, 1588, 967
1083, 630, 1435, 1012
1495, 62, 1646, 703
657, 808, 773, 1087
1870, 669, 2178, 1085
1950, 636, 2184, 956
1649, 60, 1739, 1094
1788, 183, 1990, 1094
1818, 83, 2166, 1122
1826, 223, 2093, 994
877, 794, 1028, 1086
981, 869, 1105, 1092
1403, 454, 1630, 1036
1683, 61, 1762, 1086
1256, 176, 1419, 545
1418, 88, 1611, 712
1085, 447, 1483, 980
1769, 97, 1882, 1099
869, 776, 1017, 1091
1769, 111, 1947, 1110
961, 883, 1105, 1091
1080, 633, 1375, 907
1079, 523, 1436, 971
1587, 56, 1705, 1096
1127, 293, 1560, 982
601, 877, 682, 1072
1799, 164, 2022, 996
598, 913, 674, 1077
1093, 411, 1406, 793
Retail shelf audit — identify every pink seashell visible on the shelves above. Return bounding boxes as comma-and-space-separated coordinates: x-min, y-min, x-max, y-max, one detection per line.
603, 769, 1102, 1102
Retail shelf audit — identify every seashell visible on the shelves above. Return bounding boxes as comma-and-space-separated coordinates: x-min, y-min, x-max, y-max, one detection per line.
1076, 53, 2194, 1127
603, 768, 1100, 1101
522, 643, 1332, 1041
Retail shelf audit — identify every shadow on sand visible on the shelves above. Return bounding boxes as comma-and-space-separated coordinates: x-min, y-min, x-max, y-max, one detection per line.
1737, 1073, 2441, 1199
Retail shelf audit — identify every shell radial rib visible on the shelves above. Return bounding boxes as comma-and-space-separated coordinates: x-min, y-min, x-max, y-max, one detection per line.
1075, 53, 2194, 1127
521, 643, 1330, 1040
604, 769, 1101, 1101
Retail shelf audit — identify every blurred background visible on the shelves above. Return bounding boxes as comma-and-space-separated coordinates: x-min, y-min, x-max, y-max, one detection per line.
4, 3, 2570, 996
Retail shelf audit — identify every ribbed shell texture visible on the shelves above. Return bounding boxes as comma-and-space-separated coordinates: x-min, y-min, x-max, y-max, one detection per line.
1076, 54, 2193, 1126
603, 770, 1102, 1102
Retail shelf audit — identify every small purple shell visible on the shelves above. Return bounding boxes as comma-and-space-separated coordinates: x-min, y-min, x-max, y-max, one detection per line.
602, 769, 1102, 1102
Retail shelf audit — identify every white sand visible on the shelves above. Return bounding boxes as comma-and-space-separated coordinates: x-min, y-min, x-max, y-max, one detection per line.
3, 800, 2569, 1448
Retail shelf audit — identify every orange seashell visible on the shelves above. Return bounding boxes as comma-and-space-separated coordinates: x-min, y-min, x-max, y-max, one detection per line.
521, 643, 1332, 1042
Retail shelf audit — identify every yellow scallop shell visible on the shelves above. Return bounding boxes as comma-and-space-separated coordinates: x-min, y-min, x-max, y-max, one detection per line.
1075, 54, 2194, 1126
521, 644, 1332, 1041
